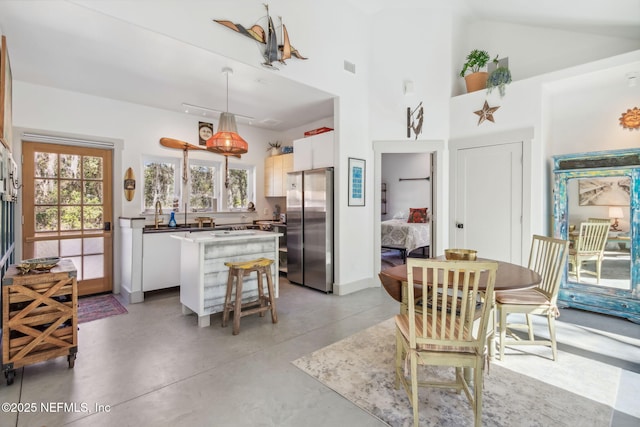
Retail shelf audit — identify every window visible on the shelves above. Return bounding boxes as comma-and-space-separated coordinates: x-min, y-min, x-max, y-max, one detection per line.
189, 161, 217, 212
227, 164, 254, 209
142, 155, 254, 212
143, 157, 180, 212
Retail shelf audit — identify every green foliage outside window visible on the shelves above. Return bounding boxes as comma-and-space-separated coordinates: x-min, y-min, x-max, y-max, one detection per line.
33, 152, 105, 232
143, 157, 253, 212
143, 161, 176, 210
190, 164, 216, 212
227, 169, 248, 208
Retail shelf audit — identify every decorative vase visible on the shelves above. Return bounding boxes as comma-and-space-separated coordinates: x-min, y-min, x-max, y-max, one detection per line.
464, 71, 489, 93
270, 147, 279, 156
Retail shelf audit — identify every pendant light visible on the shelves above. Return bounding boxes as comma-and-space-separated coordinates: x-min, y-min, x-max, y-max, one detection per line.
206, 67, 248, 155
206, 67, 248, 187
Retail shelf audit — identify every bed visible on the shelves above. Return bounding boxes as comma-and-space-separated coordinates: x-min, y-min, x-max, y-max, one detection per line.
381, 219, 431, 262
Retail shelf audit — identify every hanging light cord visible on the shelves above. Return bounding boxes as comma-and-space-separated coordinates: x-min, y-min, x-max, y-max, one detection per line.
225, 70, 229, 112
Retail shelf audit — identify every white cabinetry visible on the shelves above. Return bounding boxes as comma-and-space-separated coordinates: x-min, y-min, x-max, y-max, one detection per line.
293, 131, 334, 171
264, 153, 293, 197
142, 232, 182, 292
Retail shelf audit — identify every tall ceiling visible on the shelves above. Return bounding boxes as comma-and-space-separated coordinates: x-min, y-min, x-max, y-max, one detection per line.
0, 0, 638, 132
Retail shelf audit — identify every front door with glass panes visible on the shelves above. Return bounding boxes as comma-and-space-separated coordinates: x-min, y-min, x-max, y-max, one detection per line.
22, 142, 113, 296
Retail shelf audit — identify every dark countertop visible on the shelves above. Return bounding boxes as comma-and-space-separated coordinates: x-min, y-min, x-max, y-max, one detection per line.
142, 223, 261, 234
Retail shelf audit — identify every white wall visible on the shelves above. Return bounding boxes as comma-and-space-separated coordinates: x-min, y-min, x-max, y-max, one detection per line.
381, 153, 431, 221
13, 81, 284, 217
368, 8, 452, 141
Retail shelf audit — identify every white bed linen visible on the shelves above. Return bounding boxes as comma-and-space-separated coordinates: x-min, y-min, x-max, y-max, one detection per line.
381, 219, 430, 253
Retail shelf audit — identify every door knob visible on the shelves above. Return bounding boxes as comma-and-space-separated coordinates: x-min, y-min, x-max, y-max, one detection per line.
456, 223, 464, 229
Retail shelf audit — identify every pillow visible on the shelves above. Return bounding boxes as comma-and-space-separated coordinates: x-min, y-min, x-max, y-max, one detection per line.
392, 210, 408, 220
408, 208, 428, 223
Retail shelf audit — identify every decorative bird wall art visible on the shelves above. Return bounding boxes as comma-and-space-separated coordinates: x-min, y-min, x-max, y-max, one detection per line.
407, 102, 424, 139
214, 4, 307, 69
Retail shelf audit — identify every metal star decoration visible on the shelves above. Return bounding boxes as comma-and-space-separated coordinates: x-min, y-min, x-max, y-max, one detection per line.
474, 101, 500, 125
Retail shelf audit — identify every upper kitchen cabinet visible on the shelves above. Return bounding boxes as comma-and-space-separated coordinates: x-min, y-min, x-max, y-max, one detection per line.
293, 131, 334, 171
265, 153, 294, 197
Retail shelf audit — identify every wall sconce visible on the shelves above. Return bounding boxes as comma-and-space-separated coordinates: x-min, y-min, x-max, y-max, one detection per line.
608, 206, 624, 231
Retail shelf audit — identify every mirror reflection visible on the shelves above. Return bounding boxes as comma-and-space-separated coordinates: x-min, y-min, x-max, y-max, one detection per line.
567, 176, 631, 290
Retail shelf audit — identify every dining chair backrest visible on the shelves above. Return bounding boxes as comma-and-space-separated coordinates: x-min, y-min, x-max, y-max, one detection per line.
586, 217, 611, 224
405, 259, 498, 351
575, 222, 610, 254
527, 235, 570, 303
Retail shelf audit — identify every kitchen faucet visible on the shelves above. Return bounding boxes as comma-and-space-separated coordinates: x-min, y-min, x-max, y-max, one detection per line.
155, 200, 163, 229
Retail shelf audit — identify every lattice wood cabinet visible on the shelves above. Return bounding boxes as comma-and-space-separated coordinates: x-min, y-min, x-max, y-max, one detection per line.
2, 259, 78, 385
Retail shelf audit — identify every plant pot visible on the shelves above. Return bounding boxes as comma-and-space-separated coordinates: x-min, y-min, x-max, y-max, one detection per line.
270, 147, 279, 156
464, 72, 488, 93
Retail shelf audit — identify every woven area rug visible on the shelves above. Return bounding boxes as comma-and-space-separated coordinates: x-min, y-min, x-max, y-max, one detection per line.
292, 318, 613, 426
78, 294, 128, 324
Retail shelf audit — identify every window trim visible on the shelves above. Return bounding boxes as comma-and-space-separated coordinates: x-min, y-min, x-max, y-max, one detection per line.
224, 161, 255, 211
188, 158, 221, 213
141, 154, 255, 214
141, 155, 181, 213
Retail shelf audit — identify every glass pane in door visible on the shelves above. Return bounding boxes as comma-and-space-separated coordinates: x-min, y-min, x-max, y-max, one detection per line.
23, 142, 113, 295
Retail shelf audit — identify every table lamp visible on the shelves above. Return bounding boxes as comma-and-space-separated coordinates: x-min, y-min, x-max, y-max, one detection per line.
608, 207, 624, 231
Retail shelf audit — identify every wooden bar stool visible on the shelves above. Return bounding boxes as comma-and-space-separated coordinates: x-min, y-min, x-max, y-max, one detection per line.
222, 258, 278, 335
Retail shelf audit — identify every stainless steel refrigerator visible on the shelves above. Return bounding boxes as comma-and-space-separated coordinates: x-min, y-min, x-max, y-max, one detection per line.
286, 168, 334, 292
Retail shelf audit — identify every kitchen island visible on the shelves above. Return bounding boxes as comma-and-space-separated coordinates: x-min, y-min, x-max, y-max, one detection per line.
172, 230, 282, 327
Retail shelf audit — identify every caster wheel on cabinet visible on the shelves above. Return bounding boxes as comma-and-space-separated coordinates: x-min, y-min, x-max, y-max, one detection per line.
4, 369, 15, 386
68, 354, 76, 369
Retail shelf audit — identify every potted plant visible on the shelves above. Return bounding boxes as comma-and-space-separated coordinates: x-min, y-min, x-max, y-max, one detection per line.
267, 141, 281, 156
459, 49, 490, 93
486, 61, 512, 98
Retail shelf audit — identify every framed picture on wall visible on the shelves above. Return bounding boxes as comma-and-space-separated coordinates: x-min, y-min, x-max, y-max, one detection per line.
198, 121, 213, 146
348, 157, 365, 206
578, 176, 631, 206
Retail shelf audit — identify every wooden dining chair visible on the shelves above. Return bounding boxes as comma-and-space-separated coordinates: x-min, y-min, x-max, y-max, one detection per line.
496, 235, 569, 361
568, 221, 610, 283
394, 258, 498, 427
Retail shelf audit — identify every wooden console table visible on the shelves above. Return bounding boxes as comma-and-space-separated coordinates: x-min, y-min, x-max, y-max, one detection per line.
2, 259, 78, 385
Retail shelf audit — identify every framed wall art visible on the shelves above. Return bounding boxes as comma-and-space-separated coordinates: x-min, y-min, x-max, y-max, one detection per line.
578, 176, 631, 206
348, 157, 365, 206
198, 121, 213, 146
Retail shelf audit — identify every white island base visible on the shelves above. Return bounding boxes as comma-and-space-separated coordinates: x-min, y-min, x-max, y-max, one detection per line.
173, 230, 281, 327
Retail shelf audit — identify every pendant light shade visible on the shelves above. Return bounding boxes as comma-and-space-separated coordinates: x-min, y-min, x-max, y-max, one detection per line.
206, 67, 249, 156
206, 112, 248, 155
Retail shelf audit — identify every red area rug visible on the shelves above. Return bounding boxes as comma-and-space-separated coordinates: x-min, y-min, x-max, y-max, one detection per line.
78, 294, 128, 324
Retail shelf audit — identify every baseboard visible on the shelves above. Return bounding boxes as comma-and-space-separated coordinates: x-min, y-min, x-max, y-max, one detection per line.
333, 276, 379, 296
120, 286, 144, 304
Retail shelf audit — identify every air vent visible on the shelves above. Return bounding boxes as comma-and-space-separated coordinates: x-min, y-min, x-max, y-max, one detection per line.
344, 60, 356, 74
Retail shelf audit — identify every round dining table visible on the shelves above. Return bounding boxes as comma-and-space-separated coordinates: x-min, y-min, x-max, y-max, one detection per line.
379, 258, 541, 303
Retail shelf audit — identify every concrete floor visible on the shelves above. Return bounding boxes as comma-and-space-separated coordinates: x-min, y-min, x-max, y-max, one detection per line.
0, 277, 638, 427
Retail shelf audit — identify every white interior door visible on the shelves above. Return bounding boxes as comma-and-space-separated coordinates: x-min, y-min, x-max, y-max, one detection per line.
452, 142, 523, 263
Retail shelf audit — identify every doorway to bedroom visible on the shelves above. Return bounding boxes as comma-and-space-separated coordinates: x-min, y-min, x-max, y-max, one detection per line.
380, 152, 433, 270
373, 140, 444, 276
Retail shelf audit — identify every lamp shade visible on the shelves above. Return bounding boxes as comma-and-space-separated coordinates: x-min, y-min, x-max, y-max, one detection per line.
608, 207, 624, 218
206, 112, 248, 156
